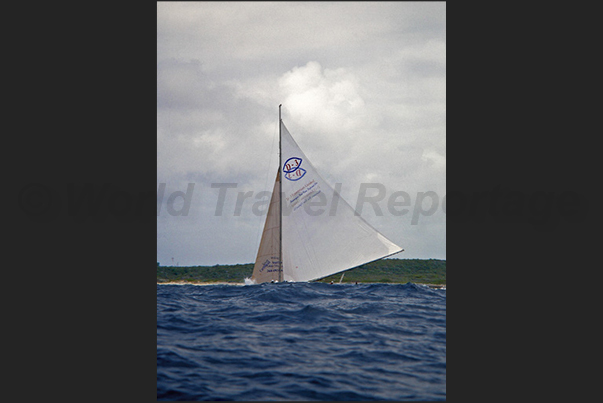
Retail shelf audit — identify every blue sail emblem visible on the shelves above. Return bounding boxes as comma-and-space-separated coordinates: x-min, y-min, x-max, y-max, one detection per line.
283, 157, 306, 181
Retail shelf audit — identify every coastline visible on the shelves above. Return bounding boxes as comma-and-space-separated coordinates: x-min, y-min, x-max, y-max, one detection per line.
157, 281, 445, 289
157, 281, 246, 286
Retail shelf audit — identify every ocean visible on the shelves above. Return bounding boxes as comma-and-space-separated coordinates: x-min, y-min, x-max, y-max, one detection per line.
157, 282, 446, 401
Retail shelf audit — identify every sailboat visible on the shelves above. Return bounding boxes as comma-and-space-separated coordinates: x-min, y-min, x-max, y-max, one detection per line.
250, 105, 403, 284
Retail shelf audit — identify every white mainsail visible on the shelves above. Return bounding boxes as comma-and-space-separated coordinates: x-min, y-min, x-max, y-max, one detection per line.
251, 116, 403, 283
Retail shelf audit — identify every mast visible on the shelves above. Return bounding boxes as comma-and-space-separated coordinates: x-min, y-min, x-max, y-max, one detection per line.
278, 104, 283, 282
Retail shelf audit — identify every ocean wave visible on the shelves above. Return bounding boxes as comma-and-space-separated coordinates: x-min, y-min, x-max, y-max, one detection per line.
157, 282, 445, 401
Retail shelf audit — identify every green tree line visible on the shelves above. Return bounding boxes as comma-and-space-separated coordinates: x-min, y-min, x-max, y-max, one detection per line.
157, 259, 445, 284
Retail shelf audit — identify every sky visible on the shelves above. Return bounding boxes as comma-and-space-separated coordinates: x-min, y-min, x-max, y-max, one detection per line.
157, 2, 446, 266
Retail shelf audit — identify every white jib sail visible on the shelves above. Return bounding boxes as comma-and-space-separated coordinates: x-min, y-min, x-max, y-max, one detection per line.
279, 122, 402, 282
251, 170, 282, 283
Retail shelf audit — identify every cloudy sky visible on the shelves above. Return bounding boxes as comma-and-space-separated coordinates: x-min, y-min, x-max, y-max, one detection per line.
157, 2, 446, 266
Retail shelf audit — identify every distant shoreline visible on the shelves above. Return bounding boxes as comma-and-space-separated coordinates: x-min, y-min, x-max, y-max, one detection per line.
157, 281, 445, 289
157, 258, 445, 286
158, 281, 246, 286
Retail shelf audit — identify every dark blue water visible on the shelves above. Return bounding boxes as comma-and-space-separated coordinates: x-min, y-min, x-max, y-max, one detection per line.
157, 282, 446, 401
